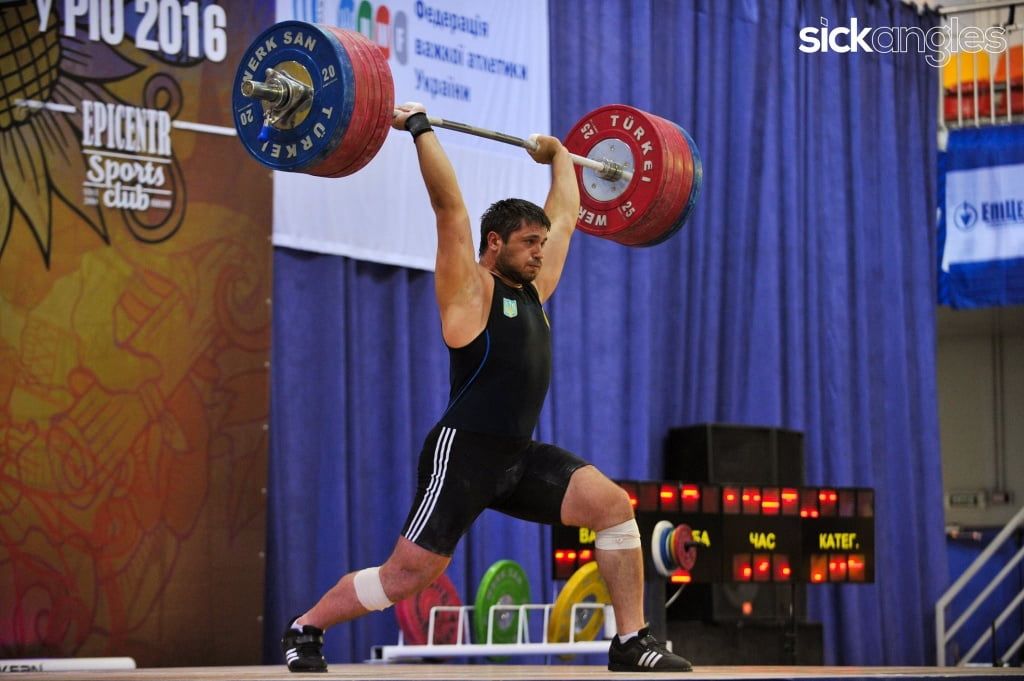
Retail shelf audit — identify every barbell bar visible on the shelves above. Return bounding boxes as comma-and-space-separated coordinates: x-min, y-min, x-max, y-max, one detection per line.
407, 113, 633, 183
231, 20, 702, 246
240, 70, 631, 183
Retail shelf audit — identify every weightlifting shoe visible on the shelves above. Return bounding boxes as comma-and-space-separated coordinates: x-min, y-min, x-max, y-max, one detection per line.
608, 626, 692, 672
281, 617, 327, 673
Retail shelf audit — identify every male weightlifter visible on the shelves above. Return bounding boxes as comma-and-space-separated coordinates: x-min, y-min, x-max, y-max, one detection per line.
281, 103, 692, 673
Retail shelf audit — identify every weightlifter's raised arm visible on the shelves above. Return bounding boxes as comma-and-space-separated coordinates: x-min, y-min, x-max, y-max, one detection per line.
526, 135, 580, 303
392, 102, 488, 348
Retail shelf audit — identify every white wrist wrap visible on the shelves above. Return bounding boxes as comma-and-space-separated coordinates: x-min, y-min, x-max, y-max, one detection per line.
354, 567, 393, 611
595, 518, 641, 550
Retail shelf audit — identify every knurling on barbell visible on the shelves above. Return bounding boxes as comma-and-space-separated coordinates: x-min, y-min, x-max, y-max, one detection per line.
232, 20, 703, 246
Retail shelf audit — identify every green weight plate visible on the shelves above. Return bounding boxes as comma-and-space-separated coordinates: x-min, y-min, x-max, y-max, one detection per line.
473, 559, 531, 651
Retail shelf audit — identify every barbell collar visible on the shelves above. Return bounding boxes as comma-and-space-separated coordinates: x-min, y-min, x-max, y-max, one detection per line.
241, 67, 314, 129
240, 79, 285, 105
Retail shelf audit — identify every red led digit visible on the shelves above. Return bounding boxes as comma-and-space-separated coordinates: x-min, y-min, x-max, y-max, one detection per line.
659, 484, 679, 512
671, 569, 692, 584
733, 554, 753, 581
781, 488, 799, 515
723, 487, 740, 514
810, 554, 828, 583
681, 484, 700, 512
742, 487, 761, 514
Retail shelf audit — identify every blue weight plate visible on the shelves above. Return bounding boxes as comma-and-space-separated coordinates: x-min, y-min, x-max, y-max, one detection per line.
232, 21, 356, 172
650, 520, 673, 577
662, 523, 675, 568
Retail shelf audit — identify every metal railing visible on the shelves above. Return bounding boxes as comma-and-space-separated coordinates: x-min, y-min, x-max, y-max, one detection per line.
938, 2, 1023, 132
936, 504, 1024, 666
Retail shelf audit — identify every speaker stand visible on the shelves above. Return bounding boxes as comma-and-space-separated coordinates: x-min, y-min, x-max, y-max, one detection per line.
783, 582, 799, 665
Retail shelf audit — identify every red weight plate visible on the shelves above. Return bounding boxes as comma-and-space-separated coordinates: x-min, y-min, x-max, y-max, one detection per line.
621, 115, 693, 246
564, 105, 672, 240
672, 523, 698, 571
308, 27, 376, 177
332, 27, 384, 165
331, 33, 391, 175
638, 121, 701, 246
613, 114, 683, 246
328, 31, 393, 177
359, 37, 395, 166
634, 120, 700, 246
317, 27, 379, 177
330, 28, 385, 176
322, 30, 393, 177
394, 572, 462, 645
311, 27, 390, 177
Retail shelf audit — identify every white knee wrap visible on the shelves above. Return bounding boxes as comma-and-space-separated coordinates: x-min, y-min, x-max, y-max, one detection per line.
354, 567, 393, 611
595, 519, 641, 550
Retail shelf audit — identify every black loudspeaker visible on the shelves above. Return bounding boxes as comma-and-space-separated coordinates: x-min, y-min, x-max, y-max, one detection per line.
663, 423, 804, 486
668, 620, 824, 665
663, 424, 806, 624
666, 579, 805, 625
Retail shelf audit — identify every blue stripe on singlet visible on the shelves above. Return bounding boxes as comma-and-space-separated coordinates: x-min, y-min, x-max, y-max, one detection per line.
441, 330, 490, 417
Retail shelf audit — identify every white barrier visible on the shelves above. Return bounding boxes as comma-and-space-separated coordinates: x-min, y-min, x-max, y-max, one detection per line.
0, 658, 136, 673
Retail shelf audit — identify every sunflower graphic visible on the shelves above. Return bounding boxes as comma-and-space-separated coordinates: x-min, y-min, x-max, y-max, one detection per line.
0, 2, 187, 268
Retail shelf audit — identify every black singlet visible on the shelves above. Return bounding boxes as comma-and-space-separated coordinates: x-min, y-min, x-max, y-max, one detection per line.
438, 275, 551, 437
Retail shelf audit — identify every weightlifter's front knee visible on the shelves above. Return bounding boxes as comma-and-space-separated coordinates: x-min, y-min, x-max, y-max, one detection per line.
376, 538, 450, 604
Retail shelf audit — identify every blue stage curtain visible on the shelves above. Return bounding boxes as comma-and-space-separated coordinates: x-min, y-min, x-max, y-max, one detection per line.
546, 0, 944, 665
265, 0, 945, 666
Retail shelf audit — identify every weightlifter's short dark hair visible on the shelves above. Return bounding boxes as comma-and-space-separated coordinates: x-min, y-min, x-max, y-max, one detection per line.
478, 198, 551, 256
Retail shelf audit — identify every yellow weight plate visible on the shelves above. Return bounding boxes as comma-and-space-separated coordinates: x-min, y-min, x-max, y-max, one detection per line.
547, 561, 611, 645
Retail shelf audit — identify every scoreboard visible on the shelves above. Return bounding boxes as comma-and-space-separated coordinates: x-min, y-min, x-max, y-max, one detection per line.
551, 480, 875, 585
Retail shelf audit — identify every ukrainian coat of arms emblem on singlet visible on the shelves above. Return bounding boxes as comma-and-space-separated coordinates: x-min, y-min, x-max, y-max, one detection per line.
503, 298, 518, 318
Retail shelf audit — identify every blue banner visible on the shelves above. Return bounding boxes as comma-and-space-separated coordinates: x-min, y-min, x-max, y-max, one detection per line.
938, 125, 1024, 308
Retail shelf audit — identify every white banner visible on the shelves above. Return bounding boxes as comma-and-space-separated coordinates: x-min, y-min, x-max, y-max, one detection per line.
942, 163, 1024, 272
272, 0, 551, 270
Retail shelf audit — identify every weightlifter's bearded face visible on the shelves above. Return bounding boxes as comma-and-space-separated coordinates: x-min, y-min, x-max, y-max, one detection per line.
494, 223, 548, 284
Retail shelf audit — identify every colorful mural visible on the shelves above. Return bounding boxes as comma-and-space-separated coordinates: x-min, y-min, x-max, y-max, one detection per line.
0, 1, 273, 665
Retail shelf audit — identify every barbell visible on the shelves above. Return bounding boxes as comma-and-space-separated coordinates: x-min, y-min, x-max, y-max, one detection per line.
231, 21, 703, 246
